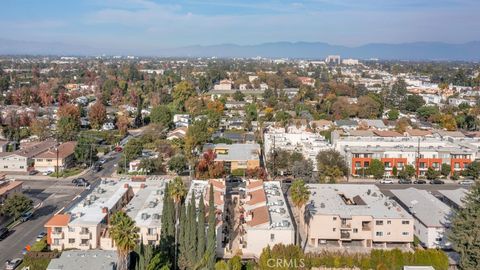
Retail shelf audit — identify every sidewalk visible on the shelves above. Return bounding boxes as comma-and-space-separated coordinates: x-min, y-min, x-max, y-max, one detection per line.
6, 168, 91, 181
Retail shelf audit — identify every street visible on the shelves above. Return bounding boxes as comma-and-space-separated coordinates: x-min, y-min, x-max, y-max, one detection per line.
0, 150, 122, 263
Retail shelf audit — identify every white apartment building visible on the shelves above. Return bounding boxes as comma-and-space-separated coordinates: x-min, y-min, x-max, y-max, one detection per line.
0, 141, 56, 173
391, 188, 453, 249
302, 184, 414, 249
240, 180, 294, 257
45, 177, 168, 250
264, 130, 331, 171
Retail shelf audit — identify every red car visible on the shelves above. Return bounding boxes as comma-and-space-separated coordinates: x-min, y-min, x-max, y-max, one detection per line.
114, 146, 123, 152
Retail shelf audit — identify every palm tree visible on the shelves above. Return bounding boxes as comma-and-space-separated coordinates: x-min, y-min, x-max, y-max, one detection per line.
110, 211, 139, 270
290, 179, 311, 247
169, 177, 186, 270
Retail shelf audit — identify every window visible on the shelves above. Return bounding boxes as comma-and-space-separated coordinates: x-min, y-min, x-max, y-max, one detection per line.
270, 234, 275, 241
47, 159, 53, 162
53, 239, 60, 245
353, 228, 358, 233
387, 220, 391, 225
37, 159, 43, 162
333, 217, 337, 221
435, 237, 442, 242
376, 220, 384, 225
402, 221, 410, 225
20, 166, 24, 169
376, 232, 383, 236
68, 238, 75, 244
3, 166, 7, 169
68, 227, 75, 232
402, 232, 409, 236
333, 228, 336, 232
355, 161, 361, 168
148, 228, 156, 235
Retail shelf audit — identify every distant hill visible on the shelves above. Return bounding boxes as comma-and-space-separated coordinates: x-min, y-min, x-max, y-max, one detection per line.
0, 38, 479, 61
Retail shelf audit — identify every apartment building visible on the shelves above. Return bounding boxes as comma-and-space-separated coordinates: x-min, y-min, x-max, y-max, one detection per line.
332, 133, 475, 176
33, 141, 77, 173
186, 179, 226, 255
264, 130, 330, 171
0, 179, 23, 203
302, 184, 414, 249
45, 177, 168, 250
239, 180, 294, 257
0, 140, 56, 173
211, 143, 261, 172
391, 188, 453, 249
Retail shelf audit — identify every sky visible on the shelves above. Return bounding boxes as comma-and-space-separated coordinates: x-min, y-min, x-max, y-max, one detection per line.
1, 0, 480, 52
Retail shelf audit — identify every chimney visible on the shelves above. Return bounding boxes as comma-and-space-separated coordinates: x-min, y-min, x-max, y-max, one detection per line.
140, 183, 146, 189
124, 183, 129, 188
102, 207, 108, 214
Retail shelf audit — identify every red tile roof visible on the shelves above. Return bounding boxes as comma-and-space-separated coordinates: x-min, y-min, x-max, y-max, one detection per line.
45, 214, 70, 227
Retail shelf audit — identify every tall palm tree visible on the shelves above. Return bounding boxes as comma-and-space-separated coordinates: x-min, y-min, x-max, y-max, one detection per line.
290, 179, 311, 248
110, 211, 139, 270
169, 177, 186, 270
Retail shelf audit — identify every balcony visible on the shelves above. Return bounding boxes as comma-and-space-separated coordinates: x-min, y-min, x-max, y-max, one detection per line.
145, 233, 158, 241
340, 230, 351, 240
340, 223, 352, 229
52, 230, 64, 238
79, 232, 92, 239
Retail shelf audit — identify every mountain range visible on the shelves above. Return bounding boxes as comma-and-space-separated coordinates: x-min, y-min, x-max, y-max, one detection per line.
1, 38, 479, 61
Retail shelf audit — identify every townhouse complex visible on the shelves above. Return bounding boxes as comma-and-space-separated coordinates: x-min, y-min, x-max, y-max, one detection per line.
302, 184, 414, 249
239, 180, 294, 257
332, 130, 478, 177
45, 177, 168, 250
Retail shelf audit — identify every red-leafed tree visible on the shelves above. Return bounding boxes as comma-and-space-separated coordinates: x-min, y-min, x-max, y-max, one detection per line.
88, 101, 107, 130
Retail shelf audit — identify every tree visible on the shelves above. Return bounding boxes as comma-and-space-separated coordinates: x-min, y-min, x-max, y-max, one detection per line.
398, 164, 416, 180
173, 81, 196, 111
88, 101, 107, 130
290, 179, 310, 246
57, 116, 80, 141
116, 115, 130, 135
110, 211, 139, 270
357, 95, 381, 119
449, 183, 480, 270
368, 159, 385, 179
123, 138, 143, 162
441, 163, 451, 178
30, 118, 50, 140
0, 194, 32, 221
291, 159, 314, 181
150, 105, 173, 128
169, 177, 186, 270
426, 167, 440, 180
168, 154, 188, 174
232, 90, 244, 101
404, 94, 426, 112
463, 161, 480, 180
206, 184, 216, 269
388, 109, 399, 120
74, 136, 98, 166
316, 149, 348, 182
392, 166, 398, 177
197, 195, 206, 263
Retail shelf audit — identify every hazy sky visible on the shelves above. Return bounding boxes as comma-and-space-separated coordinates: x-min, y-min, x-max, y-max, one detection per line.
2, 0, 480, 51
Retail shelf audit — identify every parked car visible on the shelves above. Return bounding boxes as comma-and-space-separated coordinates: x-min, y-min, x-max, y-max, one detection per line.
92, 165, 102, 173
380, 178, 394, 184
99, 158, 108, 165
28, 170, 38, 175
114, 146, 123, 152
459, 179, 475, 186
36, 232, 47, 242
0, 228, 9, 240
430, 179, 445, 185
398, 179, 412, 184
42, 170, 53, 176
20, 211, 33, 222
72, 178, 89, 187
413, 180, 427, 184
5, 258, 22, 270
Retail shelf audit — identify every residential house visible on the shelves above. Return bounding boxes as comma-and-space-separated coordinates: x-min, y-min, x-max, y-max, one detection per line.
0, 140, 57, 173
33, 142, 77, 173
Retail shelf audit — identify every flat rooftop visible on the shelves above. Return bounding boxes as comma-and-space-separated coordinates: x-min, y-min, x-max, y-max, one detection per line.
263, 181, 293, 230
124, 180, 167, 228
47, 250, 117, 270
213, 143, 260, 161
307, 184, 412, 220
437, 189, 468, 208
391, 188, 452, 228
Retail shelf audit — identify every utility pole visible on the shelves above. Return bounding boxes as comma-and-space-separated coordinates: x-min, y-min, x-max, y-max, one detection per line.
416, 137, 420, 180
272, 134, 276, 181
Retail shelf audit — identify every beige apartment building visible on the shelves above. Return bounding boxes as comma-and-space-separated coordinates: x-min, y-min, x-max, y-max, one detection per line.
302, 184, 414, 249
0, 141, 56, 173
45, 177, 168, 250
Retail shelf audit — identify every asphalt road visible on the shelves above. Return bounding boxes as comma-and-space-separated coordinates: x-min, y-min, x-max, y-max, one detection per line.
0, 150, 123, 263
